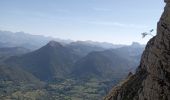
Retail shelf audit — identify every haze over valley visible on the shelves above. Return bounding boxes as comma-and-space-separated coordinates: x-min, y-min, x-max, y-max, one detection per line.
0, 0, 166, 100
0, 31, 144, 99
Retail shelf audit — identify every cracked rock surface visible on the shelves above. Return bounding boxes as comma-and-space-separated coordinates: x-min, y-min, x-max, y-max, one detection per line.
104, 0, 170, 100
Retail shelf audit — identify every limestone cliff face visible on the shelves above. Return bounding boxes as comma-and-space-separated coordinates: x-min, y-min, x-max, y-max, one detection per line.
104, 0, 170, 100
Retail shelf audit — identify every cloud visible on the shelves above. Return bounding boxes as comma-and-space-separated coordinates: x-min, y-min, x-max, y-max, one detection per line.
86, 21, 149, 29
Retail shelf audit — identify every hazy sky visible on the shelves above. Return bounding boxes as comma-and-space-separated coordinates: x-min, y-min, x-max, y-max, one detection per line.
0, 0, 165, 44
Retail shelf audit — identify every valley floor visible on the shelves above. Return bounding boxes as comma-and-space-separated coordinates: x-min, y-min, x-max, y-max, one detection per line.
0, 78, 121, 100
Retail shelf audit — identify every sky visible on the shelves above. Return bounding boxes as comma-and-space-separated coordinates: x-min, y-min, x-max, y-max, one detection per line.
0, 0, 165, 44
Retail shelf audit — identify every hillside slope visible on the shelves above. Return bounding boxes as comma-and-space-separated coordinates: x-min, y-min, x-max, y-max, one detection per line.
0, 64, 41, 84
71, 49, 140, 80
5, 41, 80, 81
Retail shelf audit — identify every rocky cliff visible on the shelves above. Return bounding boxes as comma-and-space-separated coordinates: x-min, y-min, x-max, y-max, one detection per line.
104, 0, 170, 100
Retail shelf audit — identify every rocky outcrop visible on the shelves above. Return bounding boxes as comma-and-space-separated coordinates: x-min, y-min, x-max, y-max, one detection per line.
104, 0, 170, 100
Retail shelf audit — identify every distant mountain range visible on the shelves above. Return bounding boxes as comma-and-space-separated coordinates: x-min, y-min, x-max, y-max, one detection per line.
4, 40, 144, 81
5, 41, 81, 81
0, 30, 72, 50
0, 47, 30, 57
0, 30, 145, 99
0, 30, 143, 50
71, 45, 144, 80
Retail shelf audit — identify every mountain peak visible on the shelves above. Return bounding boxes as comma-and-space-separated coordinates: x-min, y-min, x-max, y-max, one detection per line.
131, 42, 141, 48
47, 40, 63, 48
